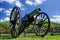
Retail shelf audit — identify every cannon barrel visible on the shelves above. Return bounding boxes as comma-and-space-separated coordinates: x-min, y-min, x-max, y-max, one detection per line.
28, 8, 41, 18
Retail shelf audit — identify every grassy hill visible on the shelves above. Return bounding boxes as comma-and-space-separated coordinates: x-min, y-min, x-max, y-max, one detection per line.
51, 22, 60, 27
0, 21, 10, 33
0, 21, 60, 28
0, 21, 10, 29
0, 21, 60, 33
0, 21, 60, 40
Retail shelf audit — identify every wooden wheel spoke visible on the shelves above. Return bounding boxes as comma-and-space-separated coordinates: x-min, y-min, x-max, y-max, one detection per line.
43, 17, 48, 22
42, 14, 45, 19
41, 14, 42, 18
42, 25, 47, 30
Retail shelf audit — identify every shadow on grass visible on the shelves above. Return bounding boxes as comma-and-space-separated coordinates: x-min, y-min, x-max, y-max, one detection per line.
20, 33, 42, 38
0, 33, 43, 39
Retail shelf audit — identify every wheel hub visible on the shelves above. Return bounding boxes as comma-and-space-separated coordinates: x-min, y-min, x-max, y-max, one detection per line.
38, 20, 43, 28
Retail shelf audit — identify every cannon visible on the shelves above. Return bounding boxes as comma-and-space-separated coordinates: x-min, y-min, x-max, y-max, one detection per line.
10, 6, 50, 38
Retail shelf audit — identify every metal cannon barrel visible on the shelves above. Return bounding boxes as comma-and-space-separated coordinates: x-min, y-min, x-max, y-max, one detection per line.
28, 8, 41, 18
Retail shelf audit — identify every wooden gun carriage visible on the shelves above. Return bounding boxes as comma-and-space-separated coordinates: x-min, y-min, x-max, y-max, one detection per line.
10, 6, 50, 38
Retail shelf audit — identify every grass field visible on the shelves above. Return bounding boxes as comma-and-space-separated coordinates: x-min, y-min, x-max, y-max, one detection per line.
0, 33, 60, 40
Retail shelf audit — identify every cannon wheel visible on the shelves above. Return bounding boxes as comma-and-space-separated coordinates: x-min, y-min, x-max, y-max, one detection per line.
10, 6, 21, 38
34, 12, 50, 37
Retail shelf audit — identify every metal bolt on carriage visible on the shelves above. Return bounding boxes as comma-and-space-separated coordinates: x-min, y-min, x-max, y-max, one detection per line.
10, 6, 50, 38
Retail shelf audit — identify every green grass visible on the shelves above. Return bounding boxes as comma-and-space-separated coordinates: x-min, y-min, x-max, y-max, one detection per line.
0, 33, 60, 40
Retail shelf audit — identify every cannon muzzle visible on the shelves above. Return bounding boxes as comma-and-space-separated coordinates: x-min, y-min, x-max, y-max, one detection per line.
37, 8, 41, 12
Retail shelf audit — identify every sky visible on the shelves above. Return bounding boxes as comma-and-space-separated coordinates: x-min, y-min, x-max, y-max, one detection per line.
0, 0, 60, 23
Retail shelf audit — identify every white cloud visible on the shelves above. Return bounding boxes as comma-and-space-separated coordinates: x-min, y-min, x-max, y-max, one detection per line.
15, 1, 26, 10
0, 17, 9, 22
4, 7, 26, 17
4, 8, 12, 16
0, 0, 26, 10
0, 8, 5, 12
50, 15, 60, 23
0, 0, 16, 4
25, 0, 33, 5
53, 15, 60, 19
15, 1, 22, 7
0, 0, 25, 7
0, 0, 20, 7
4, 17, 9, 21
25, 0, 46, 6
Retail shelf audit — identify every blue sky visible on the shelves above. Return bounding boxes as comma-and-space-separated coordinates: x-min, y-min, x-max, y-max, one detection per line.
0, 0, 60, 23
